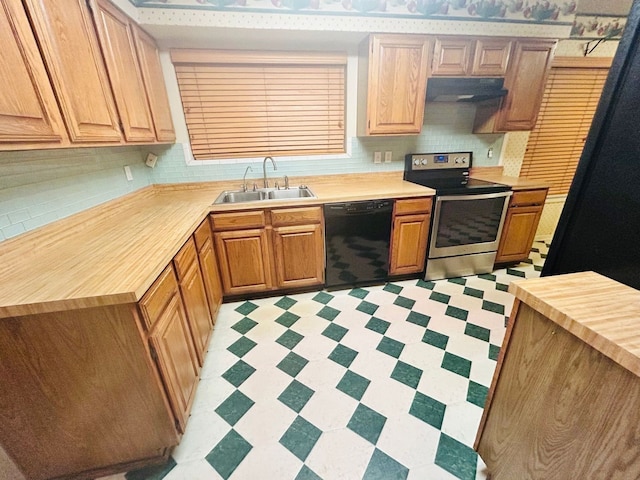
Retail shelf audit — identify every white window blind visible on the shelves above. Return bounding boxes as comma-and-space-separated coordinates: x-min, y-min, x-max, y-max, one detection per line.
171, 50, 346, 160
520, 57, 611, 195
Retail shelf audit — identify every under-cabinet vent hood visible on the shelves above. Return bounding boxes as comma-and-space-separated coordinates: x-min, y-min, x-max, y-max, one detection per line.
426, 77, 508, 103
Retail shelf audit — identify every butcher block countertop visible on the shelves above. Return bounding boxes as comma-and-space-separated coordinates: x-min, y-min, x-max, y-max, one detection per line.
0, 172, 434, 319
510, 271, 640, 377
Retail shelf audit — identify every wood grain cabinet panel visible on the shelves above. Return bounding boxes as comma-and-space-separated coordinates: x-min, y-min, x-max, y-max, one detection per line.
23, 0, 122, 143
431, 37, 473, 76
214, 228, 274, 295
389, 197, 432, 276
359, 34, 431, 135
0, 0, 67, 146
174, 238, 212, 367
140, 265, 199, 434
194, 220, 223, 320
133, 26, 176, 142
273, 224, 324, 288
495, 188, 548, 265
472, 38, 511, 76
91, 0, 156, 142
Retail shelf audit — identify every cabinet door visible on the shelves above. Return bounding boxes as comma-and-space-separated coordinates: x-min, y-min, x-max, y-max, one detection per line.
273, 224, 324, 288
0, 0, 66, 146
363, 34, 431, 135
432, 37, 472, 76
471, 38, 512, 76
199, 239, 223, 321
178, 260, 212, 367
148, 293, 199, 433
495, 205, 543, 264
497, 39, 556, 131
214, 229, 273, 295
133, 26, 176, 143
91, 0, 155, 142
389, 213, 430, 276
24, 0, 122, 143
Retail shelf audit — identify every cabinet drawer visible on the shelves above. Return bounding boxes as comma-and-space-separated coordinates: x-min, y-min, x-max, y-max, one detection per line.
272, 206, 322, 227
193, 219, 212, 252
173, 237, 198, 281
510, 189, 548, 207
139, 265, 179, 330
210, 211, 266, 231
394, 197, 433, 215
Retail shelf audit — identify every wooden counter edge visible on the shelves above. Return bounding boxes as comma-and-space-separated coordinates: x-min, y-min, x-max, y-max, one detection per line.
508, 272, 640, 378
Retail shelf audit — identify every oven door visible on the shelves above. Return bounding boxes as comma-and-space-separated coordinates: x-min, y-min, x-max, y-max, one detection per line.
429, 191, 512, 259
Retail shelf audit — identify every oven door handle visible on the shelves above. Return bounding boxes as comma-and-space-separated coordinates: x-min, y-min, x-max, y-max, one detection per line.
435, 190, 512, 203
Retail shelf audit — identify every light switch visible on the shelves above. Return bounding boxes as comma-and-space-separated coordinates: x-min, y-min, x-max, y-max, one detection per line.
374, 152, 382, 164
124, 165, 133, 181
384, 151, 392, 163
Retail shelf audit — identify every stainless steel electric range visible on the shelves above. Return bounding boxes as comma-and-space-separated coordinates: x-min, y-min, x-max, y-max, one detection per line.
404, 152, 512, 280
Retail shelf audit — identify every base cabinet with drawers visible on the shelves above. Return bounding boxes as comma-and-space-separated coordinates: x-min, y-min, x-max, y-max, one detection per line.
211, 206, 325, 296
495, 188, 548, 265
389, 197, 432, 276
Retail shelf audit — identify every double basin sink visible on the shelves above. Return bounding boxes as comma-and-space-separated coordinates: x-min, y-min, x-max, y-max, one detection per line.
213, 186, 316, 204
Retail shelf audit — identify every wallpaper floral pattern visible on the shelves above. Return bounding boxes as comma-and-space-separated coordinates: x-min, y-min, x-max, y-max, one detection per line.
570, 14, 626, 38
131, 0, 580, 23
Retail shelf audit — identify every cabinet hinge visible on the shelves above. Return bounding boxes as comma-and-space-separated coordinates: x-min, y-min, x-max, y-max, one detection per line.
149, 344, 158, 362
175, 418, 181, 432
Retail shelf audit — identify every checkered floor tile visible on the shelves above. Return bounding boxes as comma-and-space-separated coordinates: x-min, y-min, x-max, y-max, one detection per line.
102, 242, 548, 480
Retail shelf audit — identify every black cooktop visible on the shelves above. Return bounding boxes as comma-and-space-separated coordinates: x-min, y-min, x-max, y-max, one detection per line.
403, 152, 511, 196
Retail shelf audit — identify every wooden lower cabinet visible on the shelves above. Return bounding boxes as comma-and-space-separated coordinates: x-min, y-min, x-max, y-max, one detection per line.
389, 197, 432, 276
273, 224, 324, 288
495, 188, 548, 265
194, 219, 223, 320
140, 265, 199, 433
211, 206, 324, 296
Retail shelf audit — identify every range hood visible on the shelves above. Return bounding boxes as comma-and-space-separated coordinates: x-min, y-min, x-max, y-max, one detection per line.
426, 77, 508, 103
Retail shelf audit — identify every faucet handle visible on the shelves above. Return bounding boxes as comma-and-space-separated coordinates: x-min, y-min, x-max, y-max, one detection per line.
284, 175, 290, 190
274, 180, 280, 190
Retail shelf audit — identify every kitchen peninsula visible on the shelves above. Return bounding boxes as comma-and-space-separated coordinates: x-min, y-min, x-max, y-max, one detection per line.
476, 271, 640, 479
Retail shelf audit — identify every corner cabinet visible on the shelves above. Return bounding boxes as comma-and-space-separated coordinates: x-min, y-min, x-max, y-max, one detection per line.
495, 188, 548, 265
211, 206, 325, 296
389, 197, 432, 276
358, 34, 431, 136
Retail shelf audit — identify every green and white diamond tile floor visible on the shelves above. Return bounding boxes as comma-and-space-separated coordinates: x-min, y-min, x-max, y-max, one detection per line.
107, 242, 548, 480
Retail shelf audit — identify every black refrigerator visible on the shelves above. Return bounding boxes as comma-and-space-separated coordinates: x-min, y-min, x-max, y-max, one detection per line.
542, 0, 640, 289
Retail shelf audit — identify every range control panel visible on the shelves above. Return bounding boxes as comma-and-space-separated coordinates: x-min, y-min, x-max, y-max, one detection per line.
406, 152, 472, 171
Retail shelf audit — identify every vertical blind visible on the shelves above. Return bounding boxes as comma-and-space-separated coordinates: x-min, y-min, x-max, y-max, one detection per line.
520, 57, 611, 195
171, 50, 346, 160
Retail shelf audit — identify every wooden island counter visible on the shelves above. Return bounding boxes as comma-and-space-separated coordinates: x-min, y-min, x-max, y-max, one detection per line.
475, 271, 640, 479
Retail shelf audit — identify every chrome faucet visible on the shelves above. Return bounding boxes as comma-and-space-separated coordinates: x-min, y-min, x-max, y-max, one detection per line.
284, 175, 289, 190
263, 156, 277, 188
242, 166, 253, 192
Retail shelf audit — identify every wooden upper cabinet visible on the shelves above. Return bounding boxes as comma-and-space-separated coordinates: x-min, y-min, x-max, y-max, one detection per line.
359, 34, 431, 135
0, 0, 67, 147
432, 38, 473, 76
133, 27, 176, 143
472, 38, 512, 76
432, 37, 511, 76
91, 0, 155, 142
495, 39, 556, 131
23, 0, 122, 143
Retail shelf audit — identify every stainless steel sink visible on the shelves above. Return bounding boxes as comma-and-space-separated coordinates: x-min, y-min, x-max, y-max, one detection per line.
213, 186, 315, 204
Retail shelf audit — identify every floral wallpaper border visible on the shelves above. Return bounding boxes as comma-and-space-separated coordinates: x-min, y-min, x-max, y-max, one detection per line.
570, 14, 626, 39
129, 0, 579, 24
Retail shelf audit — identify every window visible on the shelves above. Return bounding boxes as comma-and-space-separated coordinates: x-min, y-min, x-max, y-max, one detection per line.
520, 57, 611, 195
170, 50, 346, 160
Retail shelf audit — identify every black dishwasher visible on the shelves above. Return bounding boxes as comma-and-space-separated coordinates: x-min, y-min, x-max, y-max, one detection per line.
324, 199, 394, 290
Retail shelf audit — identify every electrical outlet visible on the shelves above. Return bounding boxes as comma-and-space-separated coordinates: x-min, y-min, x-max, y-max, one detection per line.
384, 151, 392, 163
124, 165, 133, 181
145, 153, 158, 168
373, 151, 382, 164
